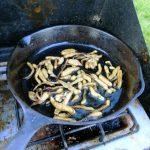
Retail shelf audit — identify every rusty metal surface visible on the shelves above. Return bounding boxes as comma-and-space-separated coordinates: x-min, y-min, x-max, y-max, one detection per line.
0, 81, 18, 150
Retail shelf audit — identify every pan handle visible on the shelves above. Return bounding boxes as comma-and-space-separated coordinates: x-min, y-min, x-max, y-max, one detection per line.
5, 109, 51, 150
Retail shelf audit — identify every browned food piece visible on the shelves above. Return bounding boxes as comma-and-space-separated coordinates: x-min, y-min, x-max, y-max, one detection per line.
60, 75, 72, 80
91, 74, 108, 90
89, 87, 105, 101
45, 60, 53, 72
81, 89, 87, 105
41, 68, 48, 78
77, 50, 100, 60
37, 92, 50, 102
82, 72, 92, 83
109, 66, 115, 70
88, 53, 102, 60
53, 116, 76, 122
96, 100, 110, 111
55, 93, 64, 102
46, 100, 51, 105
38, 60, 47, 66
45, 60, 56, 77
71, 78, 83, 85
32, 64, 37, 68
58, 57, 64, 65
78, 82, 83, 90
85, 61, 89, 69
45, 56, 59, 60
80, 57, 89, 62
89, 60, 97, 69
111, 76, 117, 81
44, 81, 58, 86
72, 105, 95, 111
117, 69, 123, 89
88, 50, 98, 55
93, 84, 97, 91
82, 82, 96, 87
58, 80, 81, 94
54, 59, 58, 69
104, 65, 110, 78
62, 92, 73, 104
81, 51, 102, 69
68, 59, 82, 66
57, 113, 68, 118
51, 97, 75, 115
108, 66, 120, 80
98, 74, 112, 87
34, 67, 42, 84
113, 80, 117, 87
82, 79, 87, 85
61, 49, 80, 58
56, 88, 63, 92
44, 86, 63, 91
105, 61, 112, 66
57, 59, 68, 79
28, 91, 37, 101
88, 111, 102, 117
61, 67, 80, 77
106, 88, 116, 94
105, 61, 115, 70
86, 59, 97, 69
64, 53, 79, 58
54, 109, 60, 115
71, 94, 80, 102
71, 75, 77, 81
32, 92, 50, 105
77, 70, 82, 75
38, 68, 47, 83
96, 64, 102, 75
33, 82, 58, 91
24, 62, 35, 79
61, 48, 76, 55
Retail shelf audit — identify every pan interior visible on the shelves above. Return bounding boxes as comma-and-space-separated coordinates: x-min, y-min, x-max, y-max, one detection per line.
21, 42, 124, 121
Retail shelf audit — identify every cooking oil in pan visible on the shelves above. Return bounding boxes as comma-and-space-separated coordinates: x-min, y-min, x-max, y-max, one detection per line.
22, 42, 123, 120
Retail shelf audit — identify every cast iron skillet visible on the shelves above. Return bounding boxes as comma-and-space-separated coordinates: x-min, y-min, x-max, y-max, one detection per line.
6, 25, 145, 150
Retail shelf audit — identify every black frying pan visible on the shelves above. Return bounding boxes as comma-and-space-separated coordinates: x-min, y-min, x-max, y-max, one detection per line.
6, 25, 145, 150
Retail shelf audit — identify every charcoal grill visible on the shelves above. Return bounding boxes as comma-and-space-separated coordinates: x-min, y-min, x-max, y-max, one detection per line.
0, 0, 150, 150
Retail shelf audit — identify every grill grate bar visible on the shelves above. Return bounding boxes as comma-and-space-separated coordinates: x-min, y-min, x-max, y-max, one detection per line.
59, 125, 68, 150
27, 134, 61, 147
27, 124, 97, 147
64, 124, 96, 135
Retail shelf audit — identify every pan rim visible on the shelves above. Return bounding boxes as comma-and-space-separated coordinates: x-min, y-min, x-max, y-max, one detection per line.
7, 25, 145, 125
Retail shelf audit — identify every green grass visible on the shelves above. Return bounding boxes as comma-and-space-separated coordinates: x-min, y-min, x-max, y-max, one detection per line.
134, 0, 150, 51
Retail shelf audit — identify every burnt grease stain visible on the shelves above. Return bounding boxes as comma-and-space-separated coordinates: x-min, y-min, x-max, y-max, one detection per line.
22, 42, 123, 121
